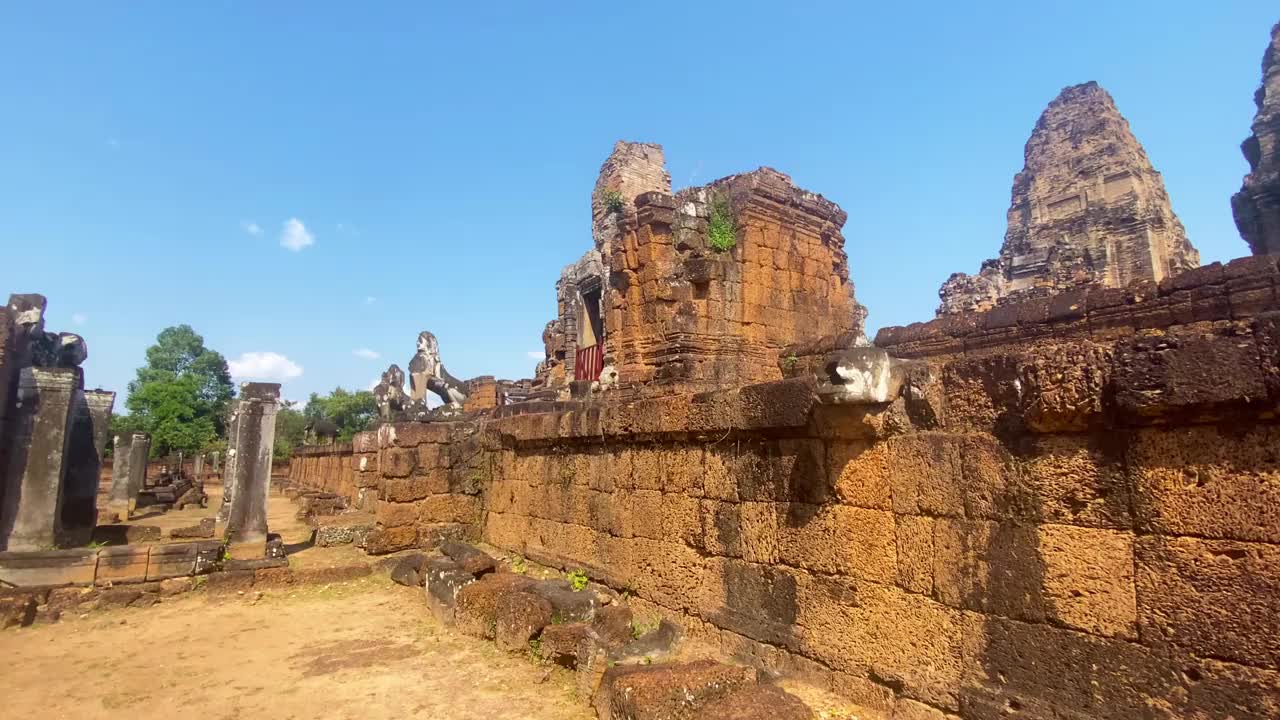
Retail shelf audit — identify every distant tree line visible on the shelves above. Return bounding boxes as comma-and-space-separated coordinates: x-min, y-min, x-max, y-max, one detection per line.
111, 325, 377, 462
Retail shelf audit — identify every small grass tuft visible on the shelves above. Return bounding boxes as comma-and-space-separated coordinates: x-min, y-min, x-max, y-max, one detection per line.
601, 189, 625, 214
566, 568, 589, 592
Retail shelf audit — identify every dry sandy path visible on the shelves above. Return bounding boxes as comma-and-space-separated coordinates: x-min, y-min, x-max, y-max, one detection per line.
0, 577, 592, 720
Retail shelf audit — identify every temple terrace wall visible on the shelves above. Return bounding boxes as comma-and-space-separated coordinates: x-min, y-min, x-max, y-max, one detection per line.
285, 257, 1280, 720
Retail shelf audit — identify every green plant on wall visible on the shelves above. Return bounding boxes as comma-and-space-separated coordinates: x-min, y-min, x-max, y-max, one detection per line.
566, 568, 589, 592
601, 189, 625, 214
707, 194, 736, 252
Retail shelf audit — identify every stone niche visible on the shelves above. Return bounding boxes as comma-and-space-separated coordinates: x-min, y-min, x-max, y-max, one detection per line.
939, 82, 1200, 315
534, 141, 868, 396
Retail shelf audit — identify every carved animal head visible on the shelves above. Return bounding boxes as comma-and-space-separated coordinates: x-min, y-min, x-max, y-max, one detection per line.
415, 331, 441, 377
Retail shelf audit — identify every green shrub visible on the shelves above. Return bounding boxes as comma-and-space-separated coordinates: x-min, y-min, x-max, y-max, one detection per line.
601, 189, 625, 214
566, 568, 589, 592
707, 195, 736, 252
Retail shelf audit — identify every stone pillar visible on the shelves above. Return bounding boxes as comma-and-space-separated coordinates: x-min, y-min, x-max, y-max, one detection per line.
127, 433, 149, 506
108, 433, 134, 519
60, 389, 98, 535
216, 412, 241, 525
0, 367, 80, 551
211, 450, 220, 476
222, 383, 279, 558
193, 453, 205, 480
176, 451, 184, 479
61, 389, 113, 533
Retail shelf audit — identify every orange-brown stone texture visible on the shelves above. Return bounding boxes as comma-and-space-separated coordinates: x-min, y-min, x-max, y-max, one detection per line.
939, 82, 1199, 315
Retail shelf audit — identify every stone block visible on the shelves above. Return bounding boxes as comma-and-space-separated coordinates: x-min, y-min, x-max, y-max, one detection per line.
0, 549, 98, 587
494, 589, 553, 652
777, 505, 896, 583
826, 440, 892, 510
380, 447, 417, 478
961, 614, 1181, 720
1135, 535, 1280, 670
423, 556, 477, 625
390, 552, 426, 587
145, 542, 197, 580
695, 683, 814, 720
931, 519, 1045, 622
528, 578, 599, 622
441, 540, 496, 575
1113, 333, 1267, 420
454, 572, 536, 639
95, 545, 150, 584
1128, 425, 1280, 543
1021, 435, 1131, 529
204, 569, 255, 593
0, 594, 38, 628
593, 660, 755, 720
376, 499, 420, 526
538, 622, 593, 666
799, 575, 964, 710
1038, 524, 1136, 639
364, 525, 417, 555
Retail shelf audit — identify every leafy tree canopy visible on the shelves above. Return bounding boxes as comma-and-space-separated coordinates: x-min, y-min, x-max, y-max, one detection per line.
304, 387, 377, 442
124, 325, 234, 457
274, 403, 308, 461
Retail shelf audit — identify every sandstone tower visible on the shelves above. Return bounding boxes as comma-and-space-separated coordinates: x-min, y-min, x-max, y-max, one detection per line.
938, 82, 1199, 314
1232, 21, 1280, 256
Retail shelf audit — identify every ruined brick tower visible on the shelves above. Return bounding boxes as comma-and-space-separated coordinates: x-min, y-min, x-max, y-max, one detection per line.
535, 141, 866, 394
938, 82, 1199, 314
1232, 21, 1280, 256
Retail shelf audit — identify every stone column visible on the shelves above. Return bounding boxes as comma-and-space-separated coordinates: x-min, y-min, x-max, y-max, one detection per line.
127, 433, 149, 506
108, 433, 135, 519
60, 389, 98, 535
0, 367, 80, 551
222, 383, 279, 558
216, 412, 241, 525
193, 453, 205, 480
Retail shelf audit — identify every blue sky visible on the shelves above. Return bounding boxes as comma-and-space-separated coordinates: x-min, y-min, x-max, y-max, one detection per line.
1, 3, 1275, 405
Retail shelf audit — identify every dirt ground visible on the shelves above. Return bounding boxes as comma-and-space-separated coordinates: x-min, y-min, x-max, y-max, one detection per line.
0, 576, 593, 720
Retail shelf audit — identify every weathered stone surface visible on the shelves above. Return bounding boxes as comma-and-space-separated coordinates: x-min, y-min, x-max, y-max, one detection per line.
0, 367, 79, 551
1234, 22, 1280, 256
454, 572, 536, 639
538, 622, 593, 666
0, 548, 97, 587
528, 578, 599, 622
389, 552, 426, 587
423, 556, 477, 625
95, 545, 149, 584
695, 683, 814, 720
593, 660, 756, 720
223, 382, 280, 558
494, 589, 553, 652
440, 540, 496, 576
939, 82, 1198, 314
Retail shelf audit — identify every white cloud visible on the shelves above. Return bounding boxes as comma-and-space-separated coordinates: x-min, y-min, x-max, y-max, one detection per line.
353, 348, 380, 360
367, 378, 381, 391
526, 351, 543, 359
364, 296, 377, 305
228, 351, 304, 381
242, 220, 263, 236
71, 313, 88, 326
280, 218, 314, 251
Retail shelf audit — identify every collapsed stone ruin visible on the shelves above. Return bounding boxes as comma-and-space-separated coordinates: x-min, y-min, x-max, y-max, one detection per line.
3, 17, 1280, 720
282, 25, 1280, 720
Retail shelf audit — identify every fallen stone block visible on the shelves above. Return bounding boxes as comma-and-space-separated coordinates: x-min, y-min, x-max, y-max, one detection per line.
455, 572, 536, 639
423, 556, 478, 625
192, 540, 224, 574
291, 565, 372, 585
611, 618, 682, 662
313, 514, 375, 547
529, 578, 599, 623
98, 587, 143, 609
441, 540, 497, 576
593, 660, 756, 720
91, 524, 161, 545
0, 594, 38, 628
494, 589, 553, 652
169, 517, 216, 539
592, 604, 635, 646
390, 552, 427, 587
223, 556, 288, 572
695, 683, 814, 720
538, 622, 593, 667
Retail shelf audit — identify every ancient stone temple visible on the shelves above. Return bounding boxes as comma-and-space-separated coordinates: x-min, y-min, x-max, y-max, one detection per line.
534, 141, 868, 396
938, 82, 1200, 314
1233, 21, 1280, 256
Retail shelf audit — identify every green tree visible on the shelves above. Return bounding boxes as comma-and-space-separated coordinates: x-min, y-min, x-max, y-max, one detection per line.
125, 325, 234, 457
274, 403, 308, 461
303, 387, 377, 442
